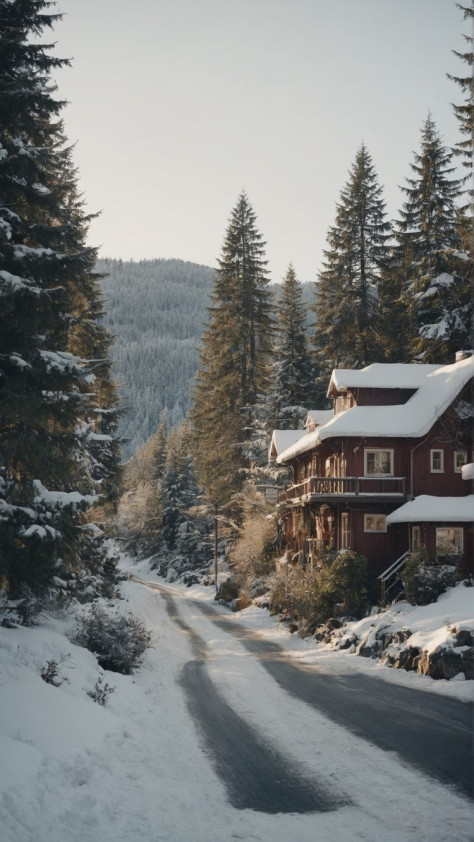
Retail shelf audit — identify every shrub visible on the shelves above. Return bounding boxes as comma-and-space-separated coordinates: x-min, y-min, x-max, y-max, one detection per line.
88, 674, 116, 706
73, 604, 152, 674
40, 654, 70, 687
269, 550, 368, 633
402, 549, 457, 606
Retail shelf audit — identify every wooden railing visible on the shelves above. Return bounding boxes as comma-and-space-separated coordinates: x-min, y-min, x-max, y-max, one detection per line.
278, 475, 406, 504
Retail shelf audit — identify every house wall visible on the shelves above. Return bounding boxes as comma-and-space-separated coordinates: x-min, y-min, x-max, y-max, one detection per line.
405, 522, 473, 574
280, 389, 473, 580
352, 387, 417, 406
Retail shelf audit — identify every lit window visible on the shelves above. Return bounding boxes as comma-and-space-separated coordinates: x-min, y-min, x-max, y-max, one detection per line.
430, 449, 444, 472
454, 452, 467, 472
436, 527, 463, 557
364, 449, 393, 476
364, 514, 387, 533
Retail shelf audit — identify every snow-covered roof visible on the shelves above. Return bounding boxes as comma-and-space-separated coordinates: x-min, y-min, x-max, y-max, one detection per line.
462, 463, 474, 481
306, 409, 334, 428
268, 429, 306, 461
327, 362, 441, 395
386, 495, 474, 524
277, 356, 474, 463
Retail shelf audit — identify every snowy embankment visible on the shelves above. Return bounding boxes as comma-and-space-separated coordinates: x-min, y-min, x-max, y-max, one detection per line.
0, 555, 473, 842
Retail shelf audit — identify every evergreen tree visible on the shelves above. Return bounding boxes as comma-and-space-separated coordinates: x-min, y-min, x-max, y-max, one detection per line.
395, 115, 472, 362
269, 264, 318, 428
312, 145, 392, 377
117, 412, 168, 555
190, 192, 273, 511
448, 2, 474, 176
161, 422, 200, 552
0, 0, 120, 590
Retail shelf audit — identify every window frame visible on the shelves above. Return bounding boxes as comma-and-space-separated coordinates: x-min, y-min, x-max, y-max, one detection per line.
454, 451, 467, 473
341, 512, 351, 549
436, 526, 464, 558
411, 525, 422, 551
430, 449, 444, 473
364, 514, 387, 533
364, 448, 394, 477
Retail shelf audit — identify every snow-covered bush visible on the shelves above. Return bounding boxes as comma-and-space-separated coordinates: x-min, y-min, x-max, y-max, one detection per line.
88, 674, 116, 706
402, 549, 458, 606
73, 604, 152, 674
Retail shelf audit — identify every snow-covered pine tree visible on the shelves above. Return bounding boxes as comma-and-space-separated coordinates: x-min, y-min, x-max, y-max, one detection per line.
395, 115, 472, 362
0, 0, 120, 590
312, 145, 392, 378
161, 422, 201, 552
190, 192, 273, 513
268, 264, 319, 429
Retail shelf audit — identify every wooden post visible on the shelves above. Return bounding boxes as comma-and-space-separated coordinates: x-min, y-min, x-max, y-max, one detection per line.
214, 511, 218, 594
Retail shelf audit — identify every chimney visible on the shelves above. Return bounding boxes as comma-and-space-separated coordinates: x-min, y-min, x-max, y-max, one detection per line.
455, 350, 473, 362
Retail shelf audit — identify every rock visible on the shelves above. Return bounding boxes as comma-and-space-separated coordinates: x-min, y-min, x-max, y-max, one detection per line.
418, 647, 463, 680
326, 617, 343, 630
339, 635, 357, 650
454, 629, 474, 648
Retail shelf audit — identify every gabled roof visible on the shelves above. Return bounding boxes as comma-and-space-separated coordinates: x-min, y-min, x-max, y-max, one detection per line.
276, 355, 474, 464
327, 362, 441, 396
386, 495, 474, 524
306, 409, 334, 427
268, 429, 306, 461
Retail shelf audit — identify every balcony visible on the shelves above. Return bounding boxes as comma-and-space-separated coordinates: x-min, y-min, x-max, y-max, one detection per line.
278, 475, 406, 505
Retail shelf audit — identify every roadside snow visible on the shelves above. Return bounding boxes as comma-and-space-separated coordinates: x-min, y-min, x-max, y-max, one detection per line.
0, 557, 472, 842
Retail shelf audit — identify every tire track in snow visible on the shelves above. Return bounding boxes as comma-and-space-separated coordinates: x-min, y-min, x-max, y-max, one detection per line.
161, 590, 350, 814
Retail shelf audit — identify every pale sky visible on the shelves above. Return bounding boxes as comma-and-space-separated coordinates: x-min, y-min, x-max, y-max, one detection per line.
52, 0, 466, 283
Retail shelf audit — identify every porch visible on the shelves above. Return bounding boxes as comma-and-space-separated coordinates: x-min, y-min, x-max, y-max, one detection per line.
278, 475, 407, 505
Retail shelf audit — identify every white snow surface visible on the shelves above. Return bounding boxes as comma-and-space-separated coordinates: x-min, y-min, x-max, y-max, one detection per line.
0, 557, 472, 842
268, 428, 306, 459
386, 494, 474, 523
327, 362, 441, 392
462, 462, 474, 481
278, 356, 474, 462
306, 409, 334, 426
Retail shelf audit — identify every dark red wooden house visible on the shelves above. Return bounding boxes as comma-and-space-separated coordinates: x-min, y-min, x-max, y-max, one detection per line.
270, 353, 474, 589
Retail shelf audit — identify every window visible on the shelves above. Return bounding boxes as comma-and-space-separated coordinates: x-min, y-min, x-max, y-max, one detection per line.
430, 449, 444, 473
454, 452, 467, 472
411, 525, 422, 551
364, 449, 393, 476
436, 527, 463, 557
341, 512, 351, 549
364, 514, 387, 533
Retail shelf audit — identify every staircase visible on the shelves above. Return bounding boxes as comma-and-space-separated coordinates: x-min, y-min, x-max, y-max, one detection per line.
378, 550, 411, 605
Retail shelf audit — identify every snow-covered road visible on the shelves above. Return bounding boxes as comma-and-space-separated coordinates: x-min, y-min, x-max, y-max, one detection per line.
1, 574, 472, 841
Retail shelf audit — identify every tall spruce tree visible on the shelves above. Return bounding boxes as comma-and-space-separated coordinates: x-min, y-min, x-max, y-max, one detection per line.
312, 145, 392, 377
0, 0, 120, 590
395, 115, 472, 362
448, 2, 474, 177
190, 191, 273, 511
269, 263, 318, 428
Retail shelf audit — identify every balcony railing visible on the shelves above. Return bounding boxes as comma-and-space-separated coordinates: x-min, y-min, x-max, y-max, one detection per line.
278, 475, 406, 504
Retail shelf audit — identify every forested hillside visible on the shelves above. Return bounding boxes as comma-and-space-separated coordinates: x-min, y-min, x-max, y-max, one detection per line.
98, 258, 314, 460
98, 258, 214, 459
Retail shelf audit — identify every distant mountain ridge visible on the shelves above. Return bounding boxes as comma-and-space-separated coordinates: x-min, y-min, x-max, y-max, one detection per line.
98, 257, 315, 460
